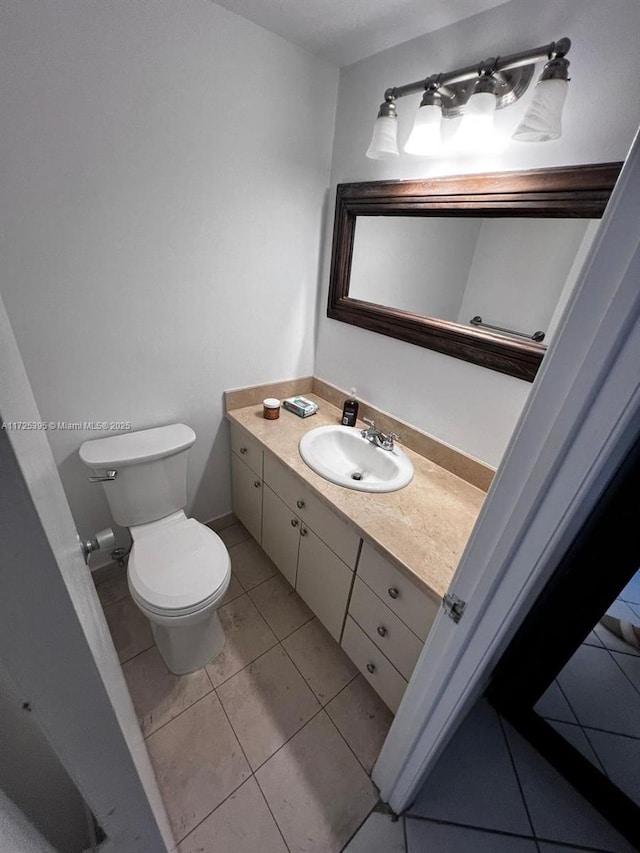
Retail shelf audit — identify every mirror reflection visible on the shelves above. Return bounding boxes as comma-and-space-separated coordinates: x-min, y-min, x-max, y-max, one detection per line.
349, 216, 600, 344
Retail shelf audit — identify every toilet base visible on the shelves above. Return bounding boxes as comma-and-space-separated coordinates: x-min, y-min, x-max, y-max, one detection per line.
150, 607, 226, 675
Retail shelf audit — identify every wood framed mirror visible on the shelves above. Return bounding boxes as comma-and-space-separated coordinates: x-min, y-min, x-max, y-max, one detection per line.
327, 163, 622, 382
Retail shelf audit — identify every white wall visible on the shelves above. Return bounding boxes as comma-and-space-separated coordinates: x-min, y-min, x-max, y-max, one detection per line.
315, 0, 640, 466
349, 217, 481, 318
456, 218, 592, 334
0, 0, 338, 555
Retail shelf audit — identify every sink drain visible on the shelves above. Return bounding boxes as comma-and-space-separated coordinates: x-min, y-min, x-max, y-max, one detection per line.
351, 471, 363, 481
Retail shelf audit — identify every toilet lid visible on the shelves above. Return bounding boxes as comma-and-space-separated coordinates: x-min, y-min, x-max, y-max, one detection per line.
128, 519, 230, 614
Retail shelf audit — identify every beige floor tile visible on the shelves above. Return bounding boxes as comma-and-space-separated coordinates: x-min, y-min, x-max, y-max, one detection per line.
283, 618, 358, 704
122, 646, 213, 737
325, 675, 393, 773
249, 573, 313, 640
146, 692, 250, 842
216, 522, 252, 549
231, 539, 278, 590
222, 572, 245, 604
205, 594, 278, 688
217, 645, 320, 770
177, 777, 287, 853
103, 595, 153, 663
96, 572, 129, 607
256, 710, 378, 853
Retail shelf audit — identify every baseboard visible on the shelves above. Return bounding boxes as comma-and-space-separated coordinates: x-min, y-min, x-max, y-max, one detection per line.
205, 511, 237, 532
91, 559, 126, 586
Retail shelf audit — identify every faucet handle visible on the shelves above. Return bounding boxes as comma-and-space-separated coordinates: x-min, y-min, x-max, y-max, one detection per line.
362, 417, 376, 428
382, 432, 401, 450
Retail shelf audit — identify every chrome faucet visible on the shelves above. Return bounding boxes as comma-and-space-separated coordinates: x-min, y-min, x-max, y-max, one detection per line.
361, 418, 400, 451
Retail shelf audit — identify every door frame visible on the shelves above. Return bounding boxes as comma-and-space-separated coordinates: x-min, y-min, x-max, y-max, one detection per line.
373, 127, 640, 813
0, 294, 173, 851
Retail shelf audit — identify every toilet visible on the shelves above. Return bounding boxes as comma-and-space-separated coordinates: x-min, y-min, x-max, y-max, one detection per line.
79, 423, 231, 674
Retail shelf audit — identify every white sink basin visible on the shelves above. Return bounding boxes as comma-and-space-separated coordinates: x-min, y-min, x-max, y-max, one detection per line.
299, 425, 414, 493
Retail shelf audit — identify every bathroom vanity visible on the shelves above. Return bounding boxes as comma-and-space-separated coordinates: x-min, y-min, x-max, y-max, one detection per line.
226, 381, 489, 712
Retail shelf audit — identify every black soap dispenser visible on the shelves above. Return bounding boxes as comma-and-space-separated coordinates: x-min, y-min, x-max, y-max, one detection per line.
341, 388, 359, 427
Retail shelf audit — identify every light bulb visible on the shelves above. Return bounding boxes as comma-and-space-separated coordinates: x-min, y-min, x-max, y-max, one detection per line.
404, 104, 443, 156
454, 91, 497, 151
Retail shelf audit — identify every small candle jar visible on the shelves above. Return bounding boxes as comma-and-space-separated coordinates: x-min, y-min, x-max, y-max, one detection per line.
263, 398, 281, 420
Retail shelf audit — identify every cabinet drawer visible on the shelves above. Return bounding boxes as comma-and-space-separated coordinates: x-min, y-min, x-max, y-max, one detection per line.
264, 454, 360, 569
341, 616, 407, 713
349, 578, 423, 681
297, 528, 353, 642
357, 542, 438, 641
230, 423, 263, 478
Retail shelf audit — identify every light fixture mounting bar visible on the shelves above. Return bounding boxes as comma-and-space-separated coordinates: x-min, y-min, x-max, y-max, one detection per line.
383, 38, 570, 114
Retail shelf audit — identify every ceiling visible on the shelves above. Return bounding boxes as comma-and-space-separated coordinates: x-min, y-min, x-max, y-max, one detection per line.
213, 0, 514, 67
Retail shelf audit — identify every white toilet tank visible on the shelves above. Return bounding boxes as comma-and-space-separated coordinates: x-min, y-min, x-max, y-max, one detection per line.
79, 424, 196, 527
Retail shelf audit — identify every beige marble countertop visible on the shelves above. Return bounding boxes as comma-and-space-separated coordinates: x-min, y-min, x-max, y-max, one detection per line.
226, 393, 486, 603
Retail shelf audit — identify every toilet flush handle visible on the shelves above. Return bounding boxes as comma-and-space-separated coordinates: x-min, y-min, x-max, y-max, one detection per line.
89, 469, 118, 482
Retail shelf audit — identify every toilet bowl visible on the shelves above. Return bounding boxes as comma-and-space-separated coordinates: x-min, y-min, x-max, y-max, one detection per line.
79, 424, 231, 674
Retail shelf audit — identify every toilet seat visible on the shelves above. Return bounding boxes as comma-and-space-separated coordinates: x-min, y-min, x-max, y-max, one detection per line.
128, 518, 230, 617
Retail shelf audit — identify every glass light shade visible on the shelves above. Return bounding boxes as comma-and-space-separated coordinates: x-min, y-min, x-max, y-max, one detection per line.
366, 115, 399, 159
454, 91, 497, 150
512, 78, 569, 142
404, 104, 443, 155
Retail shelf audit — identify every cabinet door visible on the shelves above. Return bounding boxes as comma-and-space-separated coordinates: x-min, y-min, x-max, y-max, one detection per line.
264, 454, 360, 568
296, 527, 353, 642
231, 453, 262, 544
262, 485, 300, 588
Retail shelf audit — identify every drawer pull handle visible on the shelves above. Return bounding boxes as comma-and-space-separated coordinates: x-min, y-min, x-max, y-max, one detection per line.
377, 625, 387, 637
296, 499, 305, 509
240, 447, 248, 454
254, 480, 261, 488
300, 527, 308, 536
291, 519, 299, 528
388, 587, 399, 600
366, 663, 376, 674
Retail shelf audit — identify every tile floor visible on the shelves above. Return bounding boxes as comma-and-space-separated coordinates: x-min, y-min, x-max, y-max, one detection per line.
98, 523, 636, 853
97, 521, 392, 853
344, 697, 635, 853
535, 570, 640, 808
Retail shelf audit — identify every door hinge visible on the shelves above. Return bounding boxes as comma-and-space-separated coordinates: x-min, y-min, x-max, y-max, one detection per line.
442, 592, 466, 623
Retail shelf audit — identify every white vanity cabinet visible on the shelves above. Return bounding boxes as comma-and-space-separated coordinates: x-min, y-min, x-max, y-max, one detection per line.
230, 425, 263, 544
229, 418, 441, 715
262, 454, 361, 642
342, 541, 439, 712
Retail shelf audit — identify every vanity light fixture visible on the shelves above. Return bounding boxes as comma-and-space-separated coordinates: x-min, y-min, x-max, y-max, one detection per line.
366, 38, 571, 159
